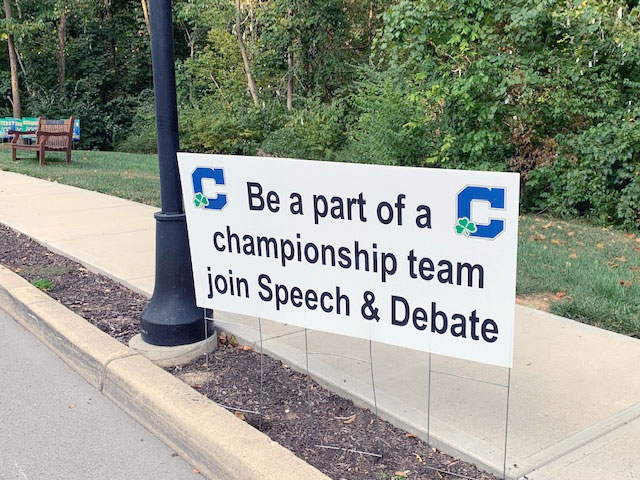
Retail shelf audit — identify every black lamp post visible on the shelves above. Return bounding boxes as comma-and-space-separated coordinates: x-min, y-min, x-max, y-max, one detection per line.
140, 0, 204, 346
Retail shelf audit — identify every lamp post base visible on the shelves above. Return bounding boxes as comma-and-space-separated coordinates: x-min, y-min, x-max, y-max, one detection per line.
140, 211, 205, 346
129, 328, 216, 367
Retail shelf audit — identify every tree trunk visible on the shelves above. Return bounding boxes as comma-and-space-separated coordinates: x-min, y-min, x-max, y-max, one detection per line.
368, 0, 375, 42
234, 0, 259, 107
286, 6, 294, 111
57, 0, 67, 93
286, 50, 294, 111
182, 22, 195, 59
141, 0, 151, 39
104, 0, 116, 67
3, 0, 21, 117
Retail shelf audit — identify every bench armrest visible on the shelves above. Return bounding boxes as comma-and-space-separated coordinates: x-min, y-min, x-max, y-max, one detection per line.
9, 130, 26, 144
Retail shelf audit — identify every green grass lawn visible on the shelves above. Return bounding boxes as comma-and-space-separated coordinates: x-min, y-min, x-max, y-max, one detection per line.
0, 146, 161, 206
518, 216, 640, 337
1, 147, 638, 337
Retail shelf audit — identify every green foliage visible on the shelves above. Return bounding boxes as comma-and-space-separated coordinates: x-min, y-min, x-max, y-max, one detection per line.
338, 67, 444, 167
373, 0, 640, 226
2, 0, 639, 229
32, 278, 55, 291
180, 100, 287, 155
2, 0, 151, 150
116, 92, 158, 154
261, 98, 346, 160
526, 109, 640, 228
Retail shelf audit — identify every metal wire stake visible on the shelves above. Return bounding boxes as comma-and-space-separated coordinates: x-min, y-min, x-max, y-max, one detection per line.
258, 317, 264, 431
304, 328, 316, 444
369, 340, 383, 457
427, 352, 432, 446
503, 368, 512, 480
204, 310, 210, 369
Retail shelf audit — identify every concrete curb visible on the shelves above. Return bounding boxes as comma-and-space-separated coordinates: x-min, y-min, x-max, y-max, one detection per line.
0, 265, 329, 480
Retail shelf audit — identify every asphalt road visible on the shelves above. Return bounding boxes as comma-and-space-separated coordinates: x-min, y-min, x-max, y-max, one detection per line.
0, 307, 200, 480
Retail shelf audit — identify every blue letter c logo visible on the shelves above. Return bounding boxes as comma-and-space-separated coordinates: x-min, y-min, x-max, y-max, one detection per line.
192, 167, 227, 210
457, 186, 505, 239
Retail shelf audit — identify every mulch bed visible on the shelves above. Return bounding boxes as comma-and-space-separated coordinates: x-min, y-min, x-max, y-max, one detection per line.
0, 224, 143, 343
0, 223, 498, 480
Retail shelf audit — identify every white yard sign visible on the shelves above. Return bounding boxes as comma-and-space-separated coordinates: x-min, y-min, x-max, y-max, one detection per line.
178, 153, 520, 368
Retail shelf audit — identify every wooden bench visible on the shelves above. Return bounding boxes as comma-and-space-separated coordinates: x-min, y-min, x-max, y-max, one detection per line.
10, 117, 74, 165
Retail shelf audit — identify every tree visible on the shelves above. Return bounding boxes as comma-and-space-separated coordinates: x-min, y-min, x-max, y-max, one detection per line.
3, 0, 21, 117
57, 0, 67, 92
234, 0, 258, 106
141, 0, 150, 38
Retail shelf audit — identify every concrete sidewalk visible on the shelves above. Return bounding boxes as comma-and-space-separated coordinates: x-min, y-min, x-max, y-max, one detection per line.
1, 170, 639, 480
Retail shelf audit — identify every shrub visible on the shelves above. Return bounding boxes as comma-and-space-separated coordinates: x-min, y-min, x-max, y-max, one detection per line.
180, 100, 287, 155
116, 95, 158, 154
337, 67, 444, 167
260, 98, 347, 161
525, 109, 640, 228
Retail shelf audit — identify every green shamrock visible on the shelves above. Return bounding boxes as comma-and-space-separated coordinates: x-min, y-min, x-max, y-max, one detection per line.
455, 217, 477, 236
193, 192, 209, 208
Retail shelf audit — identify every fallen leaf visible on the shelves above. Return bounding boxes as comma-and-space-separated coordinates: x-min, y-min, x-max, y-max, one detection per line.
395, 470, 410, 478
569, 253, 578, 259
414, 453, 424, 463
551, 239, 561, 245
192, 468, 200, 474
237, 345, 254, 352
607, 262, 620, 269
234, 411, 246, 421
343, 414, 357, 424
625, 233, 636, 239
229, 335, 239, 347
68, 404, 76, 409
568, 231, 575, 236
218, 331, 228, 345
620, 280, 632, 288
542, 222, 553, 229
405, 433, 417, 438
636, 238, 640, 243
614, 256, 627, 262
554, 291, 567, 299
